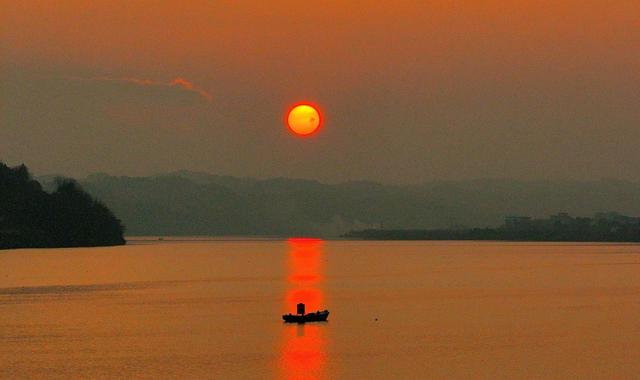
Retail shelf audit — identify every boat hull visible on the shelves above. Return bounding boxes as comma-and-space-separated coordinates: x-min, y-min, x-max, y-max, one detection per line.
282, 310, 329, 323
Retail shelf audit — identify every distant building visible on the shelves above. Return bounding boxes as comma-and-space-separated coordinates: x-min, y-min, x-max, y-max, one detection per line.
504, 216, 532, 230
594, 212, 640, 227
549, 212, 573, 225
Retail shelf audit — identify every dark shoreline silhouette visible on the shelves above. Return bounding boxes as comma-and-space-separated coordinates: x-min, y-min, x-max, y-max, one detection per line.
1, 162, 125, 249
344, 212, 640, 242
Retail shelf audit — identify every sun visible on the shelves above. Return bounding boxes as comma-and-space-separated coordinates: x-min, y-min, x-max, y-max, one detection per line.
286, 103, 321, 136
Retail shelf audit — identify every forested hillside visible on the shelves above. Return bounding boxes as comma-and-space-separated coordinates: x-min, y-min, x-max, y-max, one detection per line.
1, 163, 125, 249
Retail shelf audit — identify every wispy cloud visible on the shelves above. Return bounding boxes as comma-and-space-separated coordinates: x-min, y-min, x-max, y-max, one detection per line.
72, 76, 213, 102
169, 77, 213, 101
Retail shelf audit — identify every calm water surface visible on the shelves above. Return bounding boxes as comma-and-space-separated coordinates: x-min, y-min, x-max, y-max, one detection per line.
1, 240, 640, 379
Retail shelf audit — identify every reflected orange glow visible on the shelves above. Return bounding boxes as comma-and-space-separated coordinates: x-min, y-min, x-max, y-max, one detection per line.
280, 238, 327, 379
281, 324, 326, 379
287, 238, 323, 292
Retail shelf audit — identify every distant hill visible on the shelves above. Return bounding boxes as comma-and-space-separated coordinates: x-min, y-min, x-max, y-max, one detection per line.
1, 163, 125, 249
38, 170, 640, 237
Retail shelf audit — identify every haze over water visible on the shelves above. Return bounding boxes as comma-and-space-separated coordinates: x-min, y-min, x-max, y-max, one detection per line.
2, 240, 640, 378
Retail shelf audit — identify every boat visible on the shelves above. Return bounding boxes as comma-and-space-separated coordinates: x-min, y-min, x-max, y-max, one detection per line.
282, 310, 330, 323
282, 302, 329, 323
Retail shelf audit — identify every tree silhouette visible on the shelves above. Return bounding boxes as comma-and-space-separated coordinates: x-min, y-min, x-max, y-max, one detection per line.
0, 162, 125, 249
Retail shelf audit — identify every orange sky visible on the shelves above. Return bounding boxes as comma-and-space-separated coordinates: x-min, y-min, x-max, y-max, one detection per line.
5, 1, 637, 78
1, 1, 639, 182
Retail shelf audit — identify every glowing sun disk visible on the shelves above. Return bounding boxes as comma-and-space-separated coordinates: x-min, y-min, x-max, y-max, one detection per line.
287, 104, 321, 136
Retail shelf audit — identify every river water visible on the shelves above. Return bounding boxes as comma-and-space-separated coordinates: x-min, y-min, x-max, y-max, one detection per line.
1, 240, 640, 379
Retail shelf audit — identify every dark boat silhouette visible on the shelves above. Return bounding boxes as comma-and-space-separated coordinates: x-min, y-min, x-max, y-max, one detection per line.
282, 303, 329, 323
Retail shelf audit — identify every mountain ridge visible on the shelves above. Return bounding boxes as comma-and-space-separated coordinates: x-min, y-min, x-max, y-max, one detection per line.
37, 171, 640, 237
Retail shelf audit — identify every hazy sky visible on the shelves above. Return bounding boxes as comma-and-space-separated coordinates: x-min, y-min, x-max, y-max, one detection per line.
1, 1, 638, 183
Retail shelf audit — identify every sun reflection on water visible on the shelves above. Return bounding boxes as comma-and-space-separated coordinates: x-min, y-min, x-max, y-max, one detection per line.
280, 238, 327, 380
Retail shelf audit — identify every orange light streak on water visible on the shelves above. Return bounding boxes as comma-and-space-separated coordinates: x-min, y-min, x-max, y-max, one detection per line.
280, 238, 327, 379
